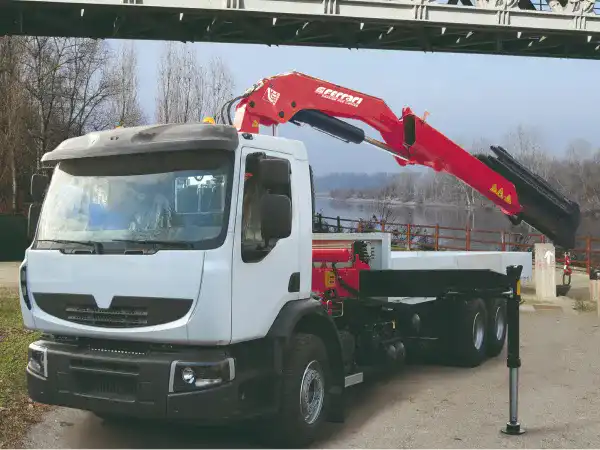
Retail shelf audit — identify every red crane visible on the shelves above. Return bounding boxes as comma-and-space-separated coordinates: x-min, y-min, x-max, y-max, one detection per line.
228, 71, 579, 249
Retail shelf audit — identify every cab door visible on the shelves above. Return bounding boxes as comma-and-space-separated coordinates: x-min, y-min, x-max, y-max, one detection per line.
230, 145, 300, 343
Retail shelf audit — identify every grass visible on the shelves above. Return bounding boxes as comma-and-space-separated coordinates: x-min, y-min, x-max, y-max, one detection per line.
573, 298, 597, 312
0, 287, 48, 448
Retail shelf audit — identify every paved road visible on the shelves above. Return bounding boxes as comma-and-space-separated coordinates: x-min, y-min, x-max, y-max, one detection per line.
23, 311, 600, 449
0, 262, 18, 288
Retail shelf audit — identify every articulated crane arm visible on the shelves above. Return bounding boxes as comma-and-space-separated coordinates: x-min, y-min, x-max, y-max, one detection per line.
230, 71, 580, 249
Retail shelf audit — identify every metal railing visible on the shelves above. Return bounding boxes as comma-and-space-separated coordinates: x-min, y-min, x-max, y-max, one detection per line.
314, 213, 600, 274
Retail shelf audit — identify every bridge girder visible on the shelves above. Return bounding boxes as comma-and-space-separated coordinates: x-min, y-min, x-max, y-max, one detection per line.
0, 0, 599, 59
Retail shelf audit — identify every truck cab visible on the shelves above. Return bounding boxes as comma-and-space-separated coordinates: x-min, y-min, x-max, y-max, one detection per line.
22, 123, 314, 344
21, 123, 332, 443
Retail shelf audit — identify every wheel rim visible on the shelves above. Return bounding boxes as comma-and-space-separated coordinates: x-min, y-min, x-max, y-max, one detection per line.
494, 306, 505, 341
299, 360, 325, 425
472, 312, 485, 350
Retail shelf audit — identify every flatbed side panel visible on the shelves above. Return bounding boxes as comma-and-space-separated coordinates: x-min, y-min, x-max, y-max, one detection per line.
359, 269, 511, 299
389, 251, 532, 281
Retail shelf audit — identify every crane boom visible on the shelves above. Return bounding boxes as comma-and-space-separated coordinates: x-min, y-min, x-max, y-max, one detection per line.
232, 71, 580, 249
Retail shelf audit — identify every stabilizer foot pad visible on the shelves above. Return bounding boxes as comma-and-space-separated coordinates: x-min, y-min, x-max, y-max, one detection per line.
501, 423, 526, 435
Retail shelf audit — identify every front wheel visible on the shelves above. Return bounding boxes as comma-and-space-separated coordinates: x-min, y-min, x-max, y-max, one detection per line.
269, 333, 330, 448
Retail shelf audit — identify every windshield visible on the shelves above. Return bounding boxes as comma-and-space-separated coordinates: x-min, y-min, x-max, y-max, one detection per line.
34, 149, 234, 251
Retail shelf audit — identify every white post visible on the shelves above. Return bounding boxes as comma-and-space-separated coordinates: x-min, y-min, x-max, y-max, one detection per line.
534, 243, 556, 301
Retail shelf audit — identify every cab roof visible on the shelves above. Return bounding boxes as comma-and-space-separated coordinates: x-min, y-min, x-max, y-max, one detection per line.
41, 123, 240, 164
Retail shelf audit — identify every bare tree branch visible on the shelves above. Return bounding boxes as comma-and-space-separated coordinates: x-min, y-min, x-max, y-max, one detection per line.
155, 42, 235, 124
106, 41, 146, 128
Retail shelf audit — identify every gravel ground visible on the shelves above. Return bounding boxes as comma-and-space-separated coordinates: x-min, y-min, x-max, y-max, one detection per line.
22, 311, 600, 449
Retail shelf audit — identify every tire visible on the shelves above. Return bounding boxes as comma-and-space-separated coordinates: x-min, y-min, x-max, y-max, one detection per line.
485, 298, 507, 358
269, 333, 330, 448
449, 298, 488, 367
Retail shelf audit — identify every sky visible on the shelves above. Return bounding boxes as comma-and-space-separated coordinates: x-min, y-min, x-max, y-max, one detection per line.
110, 39, 600, 176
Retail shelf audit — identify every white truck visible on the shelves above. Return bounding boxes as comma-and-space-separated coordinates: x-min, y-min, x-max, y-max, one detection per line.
20, 73, 578, 447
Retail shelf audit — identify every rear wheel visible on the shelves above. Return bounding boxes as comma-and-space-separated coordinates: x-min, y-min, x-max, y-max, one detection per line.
485, 298, 507, 357
448, 298, 488, 367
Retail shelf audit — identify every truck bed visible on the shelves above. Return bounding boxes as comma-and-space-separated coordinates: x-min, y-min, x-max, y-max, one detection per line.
313, 232, 532, 277
390, 250, 532, 281
312, 232, 533, 304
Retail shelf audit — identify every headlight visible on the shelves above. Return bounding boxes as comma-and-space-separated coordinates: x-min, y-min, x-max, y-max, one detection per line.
181, 367, 196, 385
27, 342, 47, 379
169, 358, 235, 393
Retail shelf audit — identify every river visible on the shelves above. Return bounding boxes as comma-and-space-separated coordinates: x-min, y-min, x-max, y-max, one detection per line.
314, 196, 599, 252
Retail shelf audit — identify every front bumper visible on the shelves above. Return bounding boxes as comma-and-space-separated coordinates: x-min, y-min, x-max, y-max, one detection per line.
26, 338, 276, 423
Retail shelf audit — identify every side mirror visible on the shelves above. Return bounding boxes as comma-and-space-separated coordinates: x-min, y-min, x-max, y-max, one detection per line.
260, 194, 291, 241
27, 203, 42, 241
30, 173, 49, 203
258, 158, 290, 190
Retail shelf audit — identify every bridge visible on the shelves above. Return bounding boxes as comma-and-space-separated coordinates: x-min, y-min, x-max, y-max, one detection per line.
0, 0, 599, 59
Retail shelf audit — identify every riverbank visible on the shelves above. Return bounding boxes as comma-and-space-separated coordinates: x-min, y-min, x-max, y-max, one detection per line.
317, 194, 600, 218
315, 194, 488, 211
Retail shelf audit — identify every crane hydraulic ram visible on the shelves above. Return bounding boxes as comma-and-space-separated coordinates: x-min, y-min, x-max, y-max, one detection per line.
229, 71, 580, 249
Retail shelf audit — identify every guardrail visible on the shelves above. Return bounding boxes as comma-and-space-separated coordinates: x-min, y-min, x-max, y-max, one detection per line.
314, 214, 600, 274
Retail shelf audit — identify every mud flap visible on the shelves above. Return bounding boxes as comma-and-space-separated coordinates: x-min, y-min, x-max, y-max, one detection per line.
477, 146, 580, 249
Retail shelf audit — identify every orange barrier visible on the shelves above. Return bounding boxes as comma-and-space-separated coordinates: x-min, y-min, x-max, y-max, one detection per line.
314, 214, 600, 274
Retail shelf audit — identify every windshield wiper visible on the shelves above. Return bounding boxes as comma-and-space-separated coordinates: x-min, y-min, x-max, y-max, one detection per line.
36, 239, 104, 253
111, 239, 194, 249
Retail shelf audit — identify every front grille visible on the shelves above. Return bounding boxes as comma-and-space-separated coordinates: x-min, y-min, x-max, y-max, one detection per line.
66, 305, 148, 328
33, 293, 194, 328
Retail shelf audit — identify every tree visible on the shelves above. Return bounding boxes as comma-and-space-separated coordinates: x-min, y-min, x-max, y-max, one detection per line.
21, 37, 75, 167
20, 37, 116, 167
502, 124, 552, 179
369, 183, 400, 225
155, 42, 235, 124
106, 41, 146, 127
0, 37, 152, 213
58, 38, 116, 135
0, 37, 31, 212
201, 55, 235, 119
